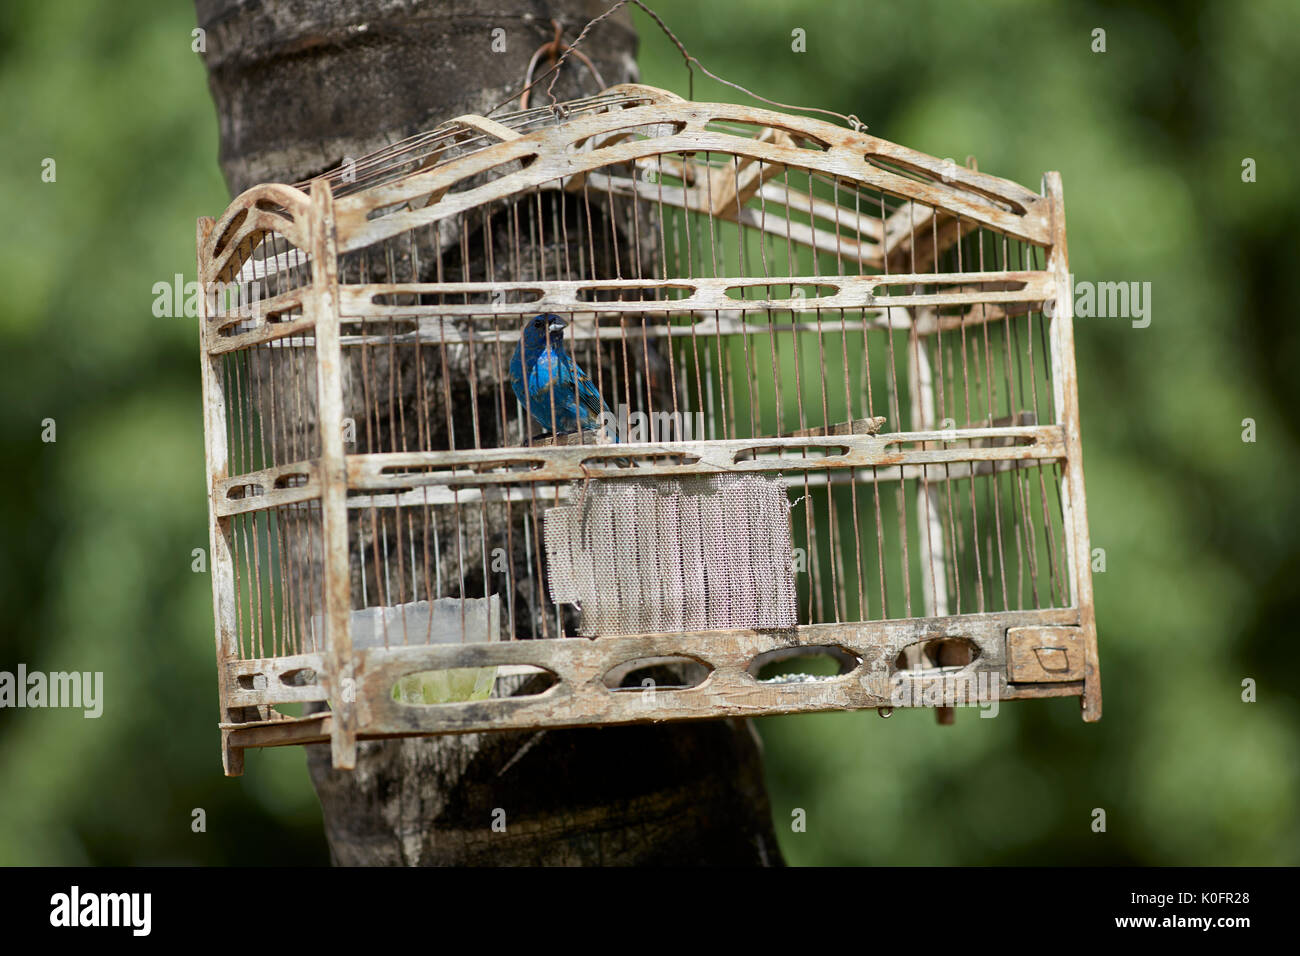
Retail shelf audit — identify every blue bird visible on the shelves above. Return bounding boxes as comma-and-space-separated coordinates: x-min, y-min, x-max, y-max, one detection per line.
510, 314, 617, 441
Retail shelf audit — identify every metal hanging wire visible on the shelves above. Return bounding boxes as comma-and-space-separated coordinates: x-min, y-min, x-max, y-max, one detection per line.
489, 0, 868, 132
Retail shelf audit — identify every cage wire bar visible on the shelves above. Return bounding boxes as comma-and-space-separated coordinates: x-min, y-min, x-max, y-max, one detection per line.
198, 85, 1099, 774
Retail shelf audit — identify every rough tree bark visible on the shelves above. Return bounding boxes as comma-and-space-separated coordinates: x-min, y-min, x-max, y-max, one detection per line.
196, 0, 785, 865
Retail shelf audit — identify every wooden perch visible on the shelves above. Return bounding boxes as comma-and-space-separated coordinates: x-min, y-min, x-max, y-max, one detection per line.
531, 428, 618, 448
783, 416, 887, 438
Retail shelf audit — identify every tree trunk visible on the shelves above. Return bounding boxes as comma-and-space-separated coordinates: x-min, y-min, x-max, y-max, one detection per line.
196, 0, 785, 865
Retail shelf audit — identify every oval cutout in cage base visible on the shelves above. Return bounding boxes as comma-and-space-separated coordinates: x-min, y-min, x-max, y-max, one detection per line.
893, 636, 980, 675
749, 645, 861, 684
603, 656, 713, 691
390, 664, 557, 706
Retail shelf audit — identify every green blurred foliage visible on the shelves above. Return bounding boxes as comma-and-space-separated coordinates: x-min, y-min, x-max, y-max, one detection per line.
1, 0, 1296, 865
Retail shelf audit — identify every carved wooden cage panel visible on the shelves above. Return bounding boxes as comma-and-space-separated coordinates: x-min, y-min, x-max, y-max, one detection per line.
197, 85, 1099, 774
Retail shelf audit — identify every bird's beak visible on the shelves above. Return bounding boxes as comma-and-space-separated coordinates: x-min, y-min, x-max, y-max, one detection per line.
547, 316, 567, 333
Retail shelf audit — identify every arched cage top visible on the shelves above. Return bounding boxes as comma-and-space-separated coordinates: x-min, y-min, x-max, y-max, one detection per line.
204, 84, 1052, 285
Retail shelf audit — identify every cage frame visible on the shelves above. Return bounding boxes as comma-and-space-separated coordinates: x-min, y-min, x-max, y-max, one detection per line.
198, 84, 1099, 775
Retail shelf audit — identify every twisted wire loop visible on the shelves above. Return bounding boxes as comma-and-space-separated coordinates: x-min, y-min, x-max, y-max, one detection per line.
520, 18, 608, 111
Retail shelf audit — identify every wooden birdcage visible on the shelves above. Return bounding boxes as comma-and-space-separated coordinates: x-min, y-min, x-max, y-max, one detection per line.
197, 83, 1100, 775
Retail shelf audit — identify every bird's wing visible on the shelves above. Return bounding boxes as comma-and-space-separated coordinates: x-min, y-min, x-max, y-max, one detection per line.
568, 363, 612, 426
537, 348, 611, 425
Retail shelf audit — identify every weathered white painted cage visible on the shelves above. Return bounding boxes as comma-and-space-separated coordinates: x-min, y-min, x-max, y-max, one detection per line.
197, 84, 1100, 775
